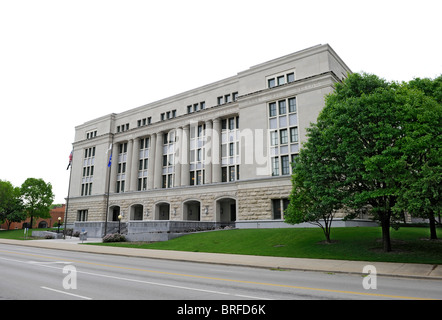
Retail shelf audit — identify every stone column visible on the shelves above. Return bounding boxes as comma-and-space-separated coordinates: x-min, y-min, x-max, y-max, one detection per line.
109, 142, 118, 193
212, 118, 222, 183
174, 127, 182, 187
181, 125, 190, 186
147, 134, 156, 190
129, 137, 140, 191
154, 132, 163, 189
125, 139, 133, 192
204, 120, 213, 184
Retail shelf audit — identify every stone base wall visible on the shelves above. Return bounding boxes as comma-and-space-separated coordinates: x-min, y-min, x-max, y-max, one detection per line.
237, 182, 292, 220
73, 220, 234, 240
66, 177, 293, 225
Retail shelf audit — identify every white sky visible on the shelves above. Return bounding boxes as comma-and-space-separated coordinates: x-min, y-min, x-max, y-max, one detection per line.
0, 0, 441, 203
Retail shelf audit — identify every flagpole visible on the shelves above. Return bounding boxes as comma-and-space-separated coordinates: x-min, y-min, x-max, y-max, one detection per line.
64, 150, 73, 240
104, 135, 114, 236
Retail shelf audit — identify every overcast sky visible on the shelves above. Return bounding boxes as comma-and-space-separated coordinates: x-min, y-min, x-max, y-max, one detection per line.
0, 0, 441, 204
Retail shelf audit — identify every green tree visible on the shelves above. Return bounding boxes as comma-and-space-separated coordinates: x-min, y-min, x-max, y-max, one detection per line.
287, 73, 440, 252
285, 118, 346, 243
0, 180, 26, 230
20, 178, 54, 229
395, 76, 442, 239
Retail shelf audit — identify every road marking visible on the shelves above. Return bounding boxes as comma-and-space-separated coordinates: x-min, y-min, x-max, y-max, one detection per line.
28, 261, 72, 265
0, 248, 437, 300
70, 268, 271, 300
0, 252, 268, 300
41, 286, 92, 300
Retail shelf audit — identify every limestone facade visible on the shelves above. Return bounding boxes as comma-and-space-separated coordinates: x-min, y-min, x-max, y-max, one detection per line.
66, 44, 351, 229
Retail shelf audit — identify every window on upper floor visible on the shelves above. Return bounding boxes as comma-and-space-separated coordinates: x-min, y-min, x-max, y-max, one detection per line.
267, 70, 296, 89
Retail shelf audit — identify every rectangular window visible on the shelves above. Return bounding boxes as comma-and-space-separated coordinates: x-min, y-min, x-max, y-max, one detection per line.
77, 210, 88, 222
229, 166, 235, 182
272, 199, 282, 220
272, 157, 279, 176
222, 167, 227, 182
142, 177, 147, 190
168, 174, 173, 188
270, 131, 278, 146
290, 127, 298, 143
277, 75, 285, 86
281, 155, 290, 175
229, 117, 235, 130
280, 129, 288, 145
278, 100, 286, 114
269, 102, 277, 117
287, 73, 295, 83
268, 78, 276, 88
190, 171, 195, 186
272, 198, 289, 219
288, 97, 297, 113
196, 170, 202, 185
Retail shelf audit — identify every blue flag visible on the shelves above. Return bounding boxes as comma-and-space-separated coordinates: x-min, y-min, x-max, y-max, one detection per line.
108, 154, 112, 167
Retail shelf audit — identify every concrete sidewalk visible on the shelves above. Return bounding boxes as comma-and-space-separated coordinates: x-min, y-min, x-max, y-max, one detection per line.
1, 237, 441, 280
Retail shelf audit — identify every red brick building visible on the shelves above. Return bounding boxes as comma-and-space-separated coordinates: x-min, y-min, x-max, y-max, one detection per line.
1, 204, 65, 230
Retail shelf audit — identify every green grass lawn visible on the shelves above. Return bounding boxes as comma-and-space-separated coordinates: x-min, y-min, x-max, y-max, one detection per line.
0, 228, 60, 240
2, 226, 441, 264
95, 226, 442, 265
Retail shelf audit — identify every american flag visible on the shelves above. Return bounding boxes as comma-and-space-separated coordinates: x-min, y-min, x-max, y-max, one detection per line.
67, 150, 73, 170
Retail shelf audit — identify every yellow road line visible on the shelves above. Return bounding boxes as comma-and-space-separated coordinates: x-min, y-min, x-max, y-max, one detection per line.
0, 249, 436, 300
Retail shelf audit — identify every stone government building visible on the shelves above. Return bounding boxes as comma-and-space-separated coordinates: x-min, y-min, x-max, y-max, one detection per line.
67, 44, 354, 239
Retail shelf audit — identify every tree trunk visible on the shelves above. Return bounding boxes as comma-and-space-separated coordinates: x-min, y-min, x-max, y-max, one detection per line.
429, 211, 438, 240
380, 214, 392, 252
321, 218, 332, 243
324, 230, 332, 243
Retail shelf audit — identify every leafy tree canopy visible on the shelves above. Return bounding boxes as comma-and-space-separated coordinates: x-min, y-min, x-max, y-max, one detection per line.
286, 73, 441, 251
21, 178, 54, 228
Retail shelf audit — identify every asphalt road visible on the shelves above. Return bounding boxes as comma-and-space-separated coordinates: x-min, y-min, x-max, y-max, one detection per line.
1, 243, 441, 303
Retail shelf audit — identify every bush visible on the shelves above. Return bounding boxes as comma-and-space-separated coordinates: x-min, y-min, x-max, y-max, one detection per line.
102, 233, 126, 243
